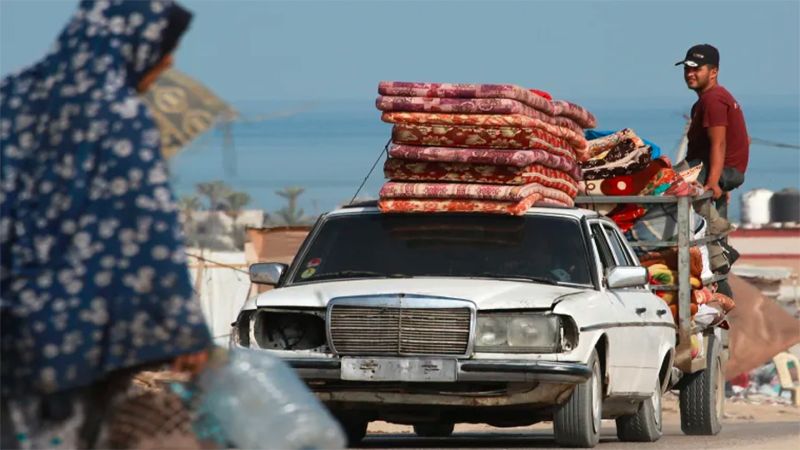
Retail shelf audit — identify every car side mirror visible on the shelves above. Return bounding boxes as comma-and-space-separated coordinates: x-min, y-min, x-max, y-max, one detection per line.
606, 266, 648, 289
249, 262, 288, 286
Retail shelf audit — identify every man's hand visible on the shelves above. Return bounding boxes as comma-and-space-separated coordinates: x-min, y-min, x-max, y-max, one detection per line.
704, 182, 723, 200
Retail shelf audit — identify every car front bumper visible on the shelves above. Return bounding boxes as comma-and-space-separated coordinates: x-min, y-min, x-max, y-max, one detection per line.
284, 357, 589, 408
286, 357, 592, 384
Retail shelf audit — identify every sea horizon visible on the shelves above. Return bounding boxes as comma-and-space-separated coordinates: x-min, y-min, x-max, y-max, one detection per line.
169, 97, 800, 223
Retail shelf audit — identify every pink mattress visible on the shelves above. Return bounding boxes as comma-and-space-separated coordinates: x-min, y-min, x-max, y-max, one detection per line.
378, 81, 556, 116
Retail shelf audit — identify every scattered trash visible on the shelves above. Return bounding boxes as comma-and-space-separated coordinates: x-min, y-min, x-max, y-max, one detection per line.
725, 360, 798, 406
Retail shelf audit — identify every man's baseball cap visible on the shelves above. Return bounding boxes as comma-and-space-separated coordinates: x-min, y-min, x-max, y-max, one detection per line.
675, 44, 720, 67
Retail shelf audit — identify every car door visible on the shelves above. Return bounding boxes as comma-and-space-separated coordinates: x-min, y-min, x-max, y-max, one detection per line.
588, 221, 651, 395
599, 221, 670, 390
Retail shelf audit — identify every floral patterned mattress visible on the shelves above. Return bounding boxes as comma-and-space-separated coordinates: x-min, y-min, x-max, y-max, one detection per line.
379, 81, 556, 115
384, 158, 579, 196
391, 123, 588, 161
376, 96, 585, 136
380, 111, 587, 151
387, 144, 582, 180
379, 181, 575, 206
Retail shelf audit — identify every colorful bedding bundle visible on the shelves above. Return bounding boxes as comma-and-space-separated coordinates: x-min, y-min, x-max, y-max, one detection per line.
645, 261, 735, 327
375, 81, 597, 215
578, 129, 706, 239
579, 128, 704, 198
580, 129, 652, 185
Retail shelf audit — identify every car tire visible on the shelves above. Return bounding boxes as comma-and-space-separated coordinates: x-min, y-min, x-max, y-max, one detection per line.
616, 376, 663, 442
337, 417, 368, 447
554, 350, 602, 448
679, 333, 723, 435
413, 422, 454, 437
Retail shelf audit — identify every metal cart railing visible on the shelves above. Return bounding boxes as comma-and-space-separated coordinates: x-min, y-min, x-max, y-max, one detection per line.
575, 191, 729, 373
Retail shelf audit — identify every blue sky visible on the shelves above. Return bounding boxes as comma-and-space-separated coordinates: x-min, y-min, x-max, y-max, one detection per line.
1, 0, 798, 105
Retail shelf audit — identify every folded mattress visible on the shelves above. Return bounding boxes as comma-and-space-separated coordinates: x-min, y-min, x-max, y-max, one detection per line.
383, 159, 579, 196
379, 181, 575, 206
380, 111, 588, 150
376, 96, 585, 136
379, 81, 556, 116
391, 123, 584, 161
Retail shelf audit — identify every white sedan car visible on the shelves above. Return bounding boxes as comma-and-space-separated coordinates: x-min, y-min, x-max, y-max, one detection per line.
231, 203, 677, 448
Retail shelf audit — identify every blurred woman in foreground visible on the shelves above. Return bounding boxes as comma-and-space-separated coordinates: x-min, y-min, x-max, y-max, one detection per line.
1, 1, 211, 447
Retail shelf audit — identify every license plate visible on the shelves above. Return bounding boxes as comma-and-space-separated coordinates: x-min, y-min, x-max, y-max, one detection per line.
341, 357, 457, 382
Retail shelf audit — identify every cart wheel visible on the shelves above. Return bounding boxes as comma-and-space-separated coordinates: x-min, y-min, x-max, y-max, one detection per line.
554, 350, 602, 448
679, 334, 723, 435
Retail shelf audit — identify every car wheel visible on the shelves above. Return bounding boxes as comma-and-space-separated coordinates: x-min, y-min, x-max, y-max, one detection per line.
616, 375, 663, 442
413, 422, 454, 437
337, 417, 368, 447
554, 349, 602, 448
679, 333, 723, 435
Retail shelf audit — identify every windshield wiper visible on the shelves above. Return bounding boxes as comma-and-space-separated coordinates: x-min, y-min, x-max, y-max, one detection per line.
472, 272, 562, 285
304, 270, 410, 281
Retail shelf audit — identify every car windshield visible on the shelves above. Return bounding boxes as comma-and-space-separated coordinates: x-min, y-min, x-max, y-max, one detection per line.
290, 212, 593, 286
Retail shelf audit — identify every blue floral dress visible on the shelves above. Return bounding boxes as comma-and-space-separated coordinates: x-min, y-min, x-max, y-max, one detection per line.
0, 0, 211, 406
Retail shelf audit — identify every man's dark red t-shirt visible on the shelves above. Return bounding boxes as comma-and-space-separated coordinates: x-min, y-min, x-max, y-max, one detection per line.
686, 85, 750, 173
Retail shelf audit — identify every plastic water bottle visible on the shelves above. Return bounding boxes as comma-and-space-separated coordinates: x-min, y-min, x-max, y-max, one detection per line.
196, 348, 345, 449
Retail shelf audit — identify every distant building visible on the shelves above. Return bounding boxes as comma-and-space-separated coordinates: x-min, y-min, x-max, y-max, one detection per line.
182, 209, 267, 251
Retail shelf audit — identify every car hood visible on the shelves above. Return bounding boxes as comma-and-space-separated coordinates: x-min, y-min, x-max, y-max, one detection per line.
254, 277, 587, 310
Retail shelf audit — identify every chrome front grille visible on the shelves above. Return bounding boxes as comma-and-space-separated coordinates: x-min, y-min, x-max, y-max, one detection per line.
327, 297, 474, 356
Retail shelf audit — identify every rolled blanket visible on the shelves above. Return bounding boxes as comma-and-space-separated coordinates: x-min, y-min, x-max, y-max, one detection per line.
383, 159, 580, 196
640, 247, 704, 278
379, 181, 575, 206
692, 287, 714, 305
581, 140, 644, 168
387, 144, 582, 180
553, 100, 597, 129
639, 164, 683, 196
378, 81, 556, 116
380, 112, 588, 151
711, 292, 735, 313
580, 147, 652, 180
586, 128, 645, 157
378, 195, 544, 216
391, 123, 583, 161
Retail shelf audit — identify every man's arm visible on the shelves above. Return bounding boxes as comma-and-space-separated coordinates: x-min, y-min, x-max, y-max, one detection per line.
705, 125, 726, 199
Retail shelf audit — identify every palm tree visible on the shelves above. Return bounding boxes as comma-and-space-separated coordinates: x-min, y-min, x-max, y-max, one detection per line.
225, 191, 251, 222
178, 195, 202, 214
196, 180, 232, 211
275, 186, 308, 226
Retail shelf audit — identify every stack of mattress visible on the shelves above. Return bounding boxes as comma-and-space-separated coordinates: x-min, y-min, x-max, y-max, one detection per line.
375, 81, 597, 215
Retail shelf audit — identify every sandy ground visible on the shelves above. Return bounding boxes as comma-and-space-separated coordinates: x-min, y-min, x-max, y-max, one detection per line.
362, 393, 800, 449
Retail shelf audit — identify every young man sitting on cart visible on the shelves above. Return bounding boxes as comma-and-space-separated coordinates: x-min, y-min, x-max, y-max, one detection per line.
676, 44, 750, 297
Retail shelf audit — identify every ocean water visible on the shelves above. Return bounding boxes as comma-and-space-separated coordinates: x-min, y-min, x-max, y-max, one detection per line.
170, 98, 800, 222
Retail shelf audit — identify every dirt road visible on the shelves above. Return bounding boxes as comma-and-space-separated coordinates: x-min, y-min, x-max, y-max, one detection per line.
359, 395, 800, 449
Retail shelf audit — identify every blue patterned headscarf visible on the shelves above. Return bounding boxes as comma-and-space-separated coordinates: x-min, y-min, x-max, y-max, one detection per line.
0, 0, 211, 396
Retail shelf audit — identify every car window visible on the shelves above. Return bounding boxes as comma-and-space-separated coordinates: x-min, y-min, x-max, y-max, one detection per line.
290, 213, 593, 286
590, 223, 616, 270
603, 224, 635, 266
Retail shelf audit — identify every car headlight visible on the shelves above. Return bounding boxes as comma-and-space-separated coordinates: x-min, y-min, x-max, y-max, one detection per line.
475, 313, 575, 353
250, 309, 327, 351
